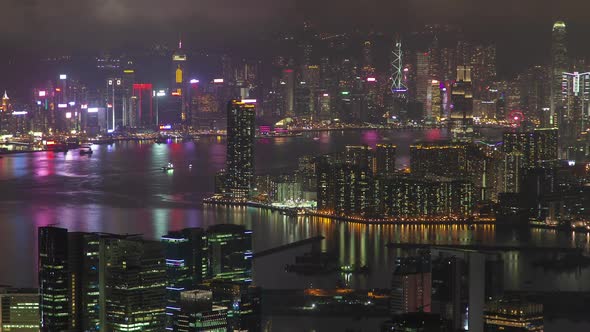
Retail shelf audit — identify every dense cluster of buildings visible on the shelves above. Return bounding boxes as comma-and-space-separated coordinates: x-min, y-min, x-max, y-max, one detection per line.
209, 90, 589, 227
0, 21, 587, 154
382, 249, 543, 332
36, 224, 257, 332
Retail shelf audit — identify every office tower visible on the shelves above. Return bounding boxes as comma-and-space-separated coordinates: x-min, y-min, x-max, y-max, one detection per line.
226, 99, 256, 199
430, 79, 443, 120
0, 91, 11, 134
365, 76, 380, 122
210, 280, 261, 332
132, 84, 154, 127
294, 81, 311, 117
390, 255, 432, 314
68, 232, 101, 331
362, 40, 374, 73
106, 77, 125, 130
416, 52, 430, 118
121, 61, 136, 127
173, 290, 228, 332
39, 228, 167, 332
38, 226, 69, 331
374, 144, 397, 175
188, 79, 200, 128
390, 39, 409, 121
550, 21, 568, 127
207, 224, 252, 282
162, 228, 208, 329
471, 45, 497, 101
282, 69, 295, 116
521, 66, 550, 124
484, 298, 544, 332
318, 92, 331, 120
451, 65, 474, 121
0, 288, 39, 332
99, 236, 166, 332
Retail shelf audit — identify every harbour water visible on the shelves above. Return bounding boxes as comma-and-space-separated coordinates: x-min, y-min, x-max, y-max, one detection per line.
0, 128, 588, 330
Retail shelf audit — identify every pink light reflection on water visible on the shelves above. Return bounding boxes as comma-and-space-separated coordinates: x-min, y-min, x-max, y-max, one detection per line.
361, 130, 379, 146
424, 129, 443, 141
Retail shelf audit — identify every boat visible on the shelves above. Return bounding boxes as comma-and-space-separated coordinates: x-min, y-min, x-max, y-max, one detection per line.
79, 147, 93, 155
161, 162, 174, 171
313, 137, 320, 141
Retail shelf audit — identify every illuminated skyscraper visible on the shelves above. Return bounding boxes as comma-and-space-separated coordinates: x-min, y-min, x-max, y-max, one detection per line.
0, 91, 11, 134
39, 226, 69, 332
162, 228, 208, 330
173, 290, 228, 332
106, 78, 125, 130
226, 99, 256, 199
132, 83, 154, 127
550, 21, 568, 127
451, 65, 473, 121
416, 52, 430, 117
68, 232, 101, 331
451, 65, 474, 140
207, 224, 253, 282
172, 38, 188, 123
281, 69, 295, 116
99, 237, 166, 332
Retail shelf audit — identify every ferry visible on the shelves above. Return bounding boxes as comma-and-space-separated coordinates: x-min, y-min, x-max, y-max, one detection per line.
161, 162, 174, 171
79, 147, 93, 155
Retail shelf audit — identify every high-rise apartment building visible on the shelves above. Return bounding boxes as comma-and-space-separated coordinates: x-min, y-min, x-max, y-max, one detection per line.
226, 99, 256, 199
374, 144, 397, 175
390, 255, 432, 314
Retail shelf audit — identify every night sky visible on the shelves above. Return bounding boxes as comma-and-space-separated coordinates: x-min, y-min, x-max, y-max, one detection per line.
2, 0, 590, 48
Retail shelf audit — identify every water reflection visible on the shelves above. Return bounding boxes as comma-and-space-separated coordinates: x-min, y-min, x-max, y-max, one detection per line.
0, 129, 588, 294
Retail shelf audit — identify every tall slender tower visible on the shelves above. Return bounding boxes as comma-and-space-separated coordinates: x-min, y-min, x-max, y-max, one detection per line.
226, 99, 256, 199
172, 37, 188, 124
550, 21, 568, 128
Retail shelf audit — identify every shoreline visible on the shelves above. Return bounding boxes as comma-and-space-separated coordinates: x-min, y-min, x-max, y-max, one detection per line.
204, 199, 495, 225
204, 199, 590, 232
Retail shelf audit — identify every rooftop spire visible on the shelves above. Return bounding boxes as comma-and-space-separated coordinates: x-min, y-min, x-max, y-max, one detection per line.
3, 90, 8, 100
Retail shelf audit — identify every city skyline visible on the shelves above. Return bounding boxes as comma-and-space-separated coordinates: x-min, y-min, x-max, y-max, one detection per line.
1, 3, 590, 331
